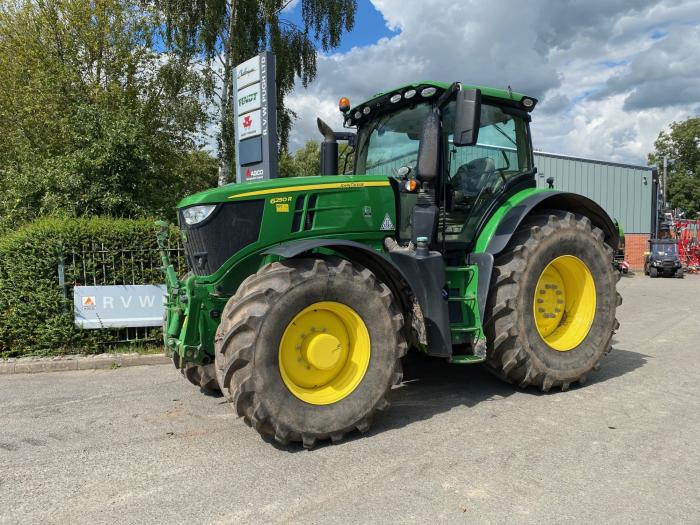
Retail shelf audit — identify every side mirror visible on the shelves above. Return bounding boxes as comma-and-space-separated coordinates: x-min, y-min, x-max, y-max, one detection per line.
453, 89, 481, 147
416, 106, 440, 181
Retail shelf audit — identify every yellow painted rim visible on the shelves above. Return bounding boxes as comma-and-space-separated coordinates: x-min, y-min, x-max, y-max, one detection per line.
533, 255, 596, 351
278, 301, 370, 405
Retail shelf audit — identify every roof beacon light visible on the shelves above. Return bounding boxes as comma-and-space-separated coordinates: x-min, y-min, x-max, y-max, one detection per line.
339, 97, 351, 113
390, 94, 401, 103
421, 87, 437, 97
404, 89, 416, 99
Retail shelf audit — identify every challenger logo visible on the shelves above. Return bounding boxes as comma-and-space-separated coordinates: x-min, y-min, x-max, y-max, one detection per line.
81, 296, 96, 310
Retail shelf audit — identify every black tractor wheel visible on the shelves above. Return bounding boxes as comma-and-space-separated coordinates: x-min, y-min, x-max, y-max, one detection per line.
484, 212, 620, 392
650, 267, 659, 278
214, 257, 406, 448
171, 353, 220, 394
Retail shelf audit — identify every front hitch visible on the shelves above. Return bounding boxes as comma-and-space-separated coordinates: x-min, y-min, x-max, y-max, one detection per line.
155, 220, 184, 355
155, 220, 180, 290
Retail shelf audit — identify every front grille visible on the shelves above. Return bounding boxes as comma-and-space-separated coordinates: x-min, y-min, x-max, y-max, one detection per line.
180, 200, 264, 275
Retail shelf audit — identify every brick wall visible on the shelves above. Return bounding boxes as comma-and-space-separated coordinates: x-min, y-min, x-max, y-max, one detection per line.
624, 233, 650, 270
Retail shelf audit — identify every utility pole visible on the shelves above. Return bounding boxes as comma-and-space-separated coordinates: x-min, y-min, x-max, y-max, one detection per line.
662, 155, 667, 209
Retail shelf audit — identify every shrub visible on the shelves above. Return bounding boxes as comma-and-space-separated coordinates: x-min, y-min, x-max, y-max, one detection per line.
0, 217, 184, 357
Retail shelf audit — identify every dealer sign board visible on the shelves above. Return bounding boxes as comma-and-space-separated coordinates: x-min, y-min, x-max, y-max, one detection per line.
74, 285, 166, 328
233, 52, 278, 183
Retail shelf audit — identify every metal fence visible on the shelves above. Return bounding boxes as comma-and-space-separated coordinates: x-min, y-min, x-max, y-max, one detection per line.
59, 241, 187, 345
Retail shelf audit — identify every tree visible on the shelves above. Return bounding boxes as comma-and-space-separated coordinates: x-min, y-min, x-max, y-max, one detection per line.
279, 140, 320, 177
277, 139, 353, 177
155, 0, 357, 185
0, 0, 215, 232
648, 117, 700, 215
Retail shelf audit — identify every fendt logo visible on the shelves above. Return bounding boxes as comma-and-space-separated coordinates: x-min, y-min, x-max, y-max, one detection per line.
238, 92, 257, 107
243, 115, 253, 128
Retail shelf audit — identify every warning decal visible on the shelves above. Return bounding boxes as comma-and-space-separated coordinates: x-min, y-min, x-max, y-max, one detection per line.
380, 213, 395, 231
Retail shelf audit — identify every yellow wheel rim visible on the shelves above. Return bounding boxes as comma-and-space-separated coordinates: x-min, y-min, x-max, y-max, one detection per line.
278, 301, 370, 405
533, 255, 596, 351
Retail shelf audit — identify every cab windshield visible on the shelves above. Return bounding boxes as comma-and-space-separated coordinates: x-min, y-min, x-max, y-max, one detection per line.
354, 101, 532, 180
651, 243, 678, 256
355, 99, 533, 243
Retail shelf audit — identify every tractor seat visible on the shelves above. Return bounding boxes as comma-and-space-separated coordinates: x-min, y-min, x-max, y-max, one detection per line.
450, 157, 495, 197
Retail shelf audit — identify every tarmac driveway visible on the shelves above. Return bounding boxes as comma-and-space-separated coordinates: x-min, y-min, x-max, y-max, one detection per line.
1, 275, 699, 524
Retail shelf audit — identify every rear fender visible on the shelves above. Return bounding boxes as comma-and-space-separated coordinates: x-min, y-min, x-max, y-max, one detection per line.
485, 191, 619, 255
472, 191, 618, 318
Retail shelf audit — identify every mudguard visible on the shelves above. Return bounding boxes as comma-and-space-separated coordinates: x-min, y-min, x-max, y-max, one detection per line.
471, 190, 619, 319
486, 191, 619, 255
264, 239, 453, 357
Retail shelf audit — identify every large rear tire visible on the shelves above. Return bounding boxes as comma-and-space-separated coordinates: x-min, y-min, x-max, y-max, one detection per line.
484, 212, 620, 391
214, 257, 406, 448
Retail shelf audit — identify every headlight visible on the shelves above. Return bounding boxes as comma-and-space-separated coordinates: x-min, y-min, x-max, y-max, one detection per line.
182, 204, 216, 226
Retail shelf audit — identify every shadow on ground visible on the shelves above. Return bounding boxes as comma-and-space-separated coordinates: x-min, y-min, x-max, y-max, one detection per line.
374, 347, 649, 435
267, 346, 649, 451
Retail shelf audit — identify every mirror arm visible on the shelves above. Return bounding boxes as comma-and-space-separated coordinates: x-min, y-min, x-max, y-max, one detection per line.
437, 81, 461, 109
333, 132, 357, 147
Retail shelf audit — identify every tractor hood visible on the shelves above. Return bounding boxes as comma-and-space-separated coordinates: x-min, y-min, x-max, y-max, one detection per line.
177, 175, 392, 208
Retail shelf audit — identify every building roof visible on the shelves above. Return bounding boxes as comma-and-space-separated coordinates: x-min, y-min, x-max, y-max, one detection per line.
534, 150, 656, 171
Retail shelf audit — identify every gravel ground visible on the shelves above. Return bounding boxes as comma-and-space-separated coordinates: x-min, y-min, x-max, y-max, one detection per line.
1, 274, 699, 524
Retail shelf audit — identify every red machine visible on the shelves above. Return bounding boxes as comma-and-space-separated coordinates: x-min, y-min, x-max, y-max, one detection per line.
675, 219, 700, 270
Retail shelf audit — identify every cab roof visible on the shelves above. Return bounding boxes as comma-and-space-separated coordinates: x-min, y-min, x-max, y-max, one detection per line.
347, 81, 537, 126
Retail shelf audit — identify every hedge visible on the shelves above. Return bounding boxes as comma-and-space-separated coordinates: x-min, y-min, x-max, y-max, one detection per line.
0, 217, 184, 357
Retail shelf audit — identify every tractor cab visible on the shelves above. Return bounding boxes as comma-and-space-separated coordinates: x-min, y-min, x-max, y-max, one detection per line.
325, 82, 537, 250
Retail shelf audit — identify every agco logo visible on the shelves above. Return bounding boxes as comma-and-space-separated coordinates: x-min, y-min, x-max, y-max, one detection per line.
245, 168, 264, 179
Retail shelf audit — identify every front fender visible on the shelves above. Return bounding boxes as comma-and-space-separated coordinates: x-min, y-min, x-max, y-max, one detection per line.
264, 239, 453, 357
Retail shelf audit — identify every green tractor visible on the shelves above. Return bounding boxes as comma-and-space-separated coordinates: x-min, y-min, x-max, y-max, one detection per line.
158, 81, 621, 448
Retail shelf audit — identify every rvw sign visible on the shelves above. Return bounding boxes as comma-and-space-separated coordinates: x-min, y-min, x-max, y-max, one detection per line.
74, 285, 166, 328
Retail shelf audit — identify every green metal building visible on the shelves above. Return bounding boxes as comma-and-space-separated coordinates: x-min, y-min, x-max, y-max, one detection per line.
532, 151, 656, 236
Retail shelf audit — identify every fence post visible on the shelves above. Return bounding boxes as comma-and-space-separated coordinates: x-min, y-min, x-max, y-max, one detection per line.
57, 250, 67, 313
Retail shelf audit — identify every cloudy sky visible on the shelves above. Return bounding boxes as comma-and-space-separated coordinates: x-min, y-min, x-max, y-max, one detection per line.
282, 0, 700, 165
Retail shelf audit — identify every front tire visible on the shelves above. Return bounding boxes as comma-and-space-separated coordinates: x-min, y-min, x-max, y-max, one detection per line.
171, 353, 220, 394
214, 257, 406, 448
484, 212, 620, 391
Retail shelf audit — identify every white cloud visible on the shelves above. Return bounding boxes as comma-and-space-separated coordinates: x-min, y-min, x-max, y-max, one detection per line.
286, 0, 700, 165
